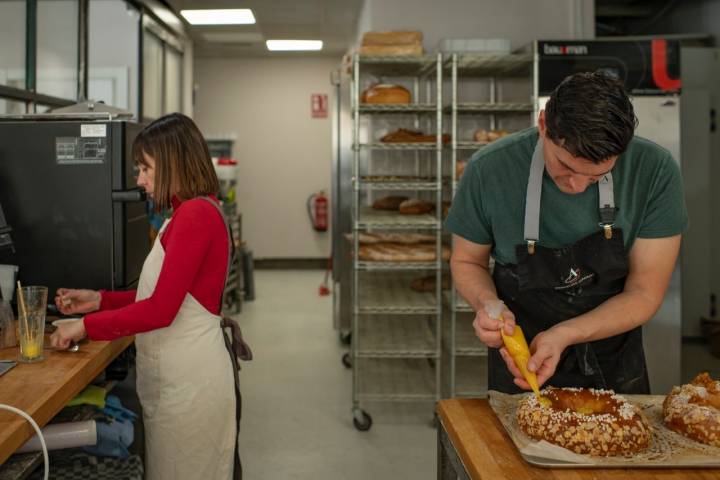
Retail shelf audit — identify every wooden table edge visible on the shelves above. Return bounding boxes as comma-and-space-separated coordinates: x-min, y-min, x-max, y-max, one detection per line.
0, 336, 134, 465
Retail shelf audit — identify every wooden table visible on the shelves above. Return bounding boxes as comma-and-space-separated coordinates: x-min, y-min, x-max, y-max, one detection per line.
437, 398, 720, 480
0, 335, 133, 465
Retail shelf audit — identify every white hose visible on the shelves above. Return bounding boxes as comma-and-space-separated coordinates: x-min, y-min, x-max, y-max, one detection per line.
0, 403, 49, 480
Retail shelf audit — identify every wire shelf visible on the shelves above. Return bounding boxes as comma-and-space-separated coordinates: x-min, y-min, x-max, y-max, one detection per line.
453, 316, 488, 357
355, 206, 440, 230
455, 141, 488, 151
358, 103, 437, 114
454, 102, 533, 114
357, 55, 438, 76
355, 142, 438, 151
356, 316, 437, 358
357, 358, 436, 401
444, 53, 533, 77
454, 356, 489, 398
443, 291, 474, 313
355, 180, 440, 191
358, 272, 439, 315
356, 261, 440, 271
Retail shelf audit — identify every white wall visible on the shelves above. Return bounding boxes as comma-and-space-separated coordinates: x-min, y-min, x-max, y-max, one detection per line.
357, 0, 595, 51
193, 56, 336, 259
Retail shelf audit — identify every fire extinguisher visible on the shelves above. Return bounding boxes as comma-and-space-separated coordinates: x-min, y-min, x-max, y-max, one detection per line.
307, 191, 328, 232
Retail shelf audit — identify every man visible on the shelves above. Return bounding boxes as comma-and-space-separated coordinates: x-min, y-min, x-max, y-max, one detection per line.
445, 72, 688, 394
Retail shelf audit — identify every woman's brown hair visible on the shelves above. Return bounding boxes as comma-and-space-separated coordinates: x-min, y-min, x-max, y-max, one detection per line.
132, 113, 219, 211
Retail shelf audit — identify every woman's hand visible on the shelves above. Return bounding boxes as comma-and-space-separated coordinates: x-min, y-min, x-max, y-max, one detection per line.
54, 289, 101, 315
50, 319, 87, 350
472, 299, 516, 348
499, 325, 574, 390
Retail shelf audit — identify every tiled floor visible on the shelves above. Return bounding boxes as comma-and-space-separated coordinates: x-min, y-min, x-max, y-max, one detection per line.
235, 270, 436, 480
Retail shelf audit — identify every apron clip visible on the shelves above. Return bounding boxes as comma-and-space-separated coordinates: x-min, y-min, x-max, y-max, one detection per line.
526, 239, 536, 255
602, 224, 613, 240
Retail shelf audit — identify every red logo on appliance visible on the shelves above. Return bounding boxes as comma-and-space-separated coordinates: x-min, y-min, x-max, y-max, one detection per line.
651, 39, 681, 91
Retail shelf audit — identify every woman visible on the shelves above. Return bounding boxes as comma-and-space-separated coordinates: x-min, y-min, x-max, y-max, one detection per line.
51, 113, 240, 480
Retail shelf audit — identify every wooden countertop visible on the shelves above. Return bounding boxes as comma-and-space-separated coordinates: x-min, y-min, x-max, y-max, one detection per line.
437, 398, 720, 479
0, 335, 133, 465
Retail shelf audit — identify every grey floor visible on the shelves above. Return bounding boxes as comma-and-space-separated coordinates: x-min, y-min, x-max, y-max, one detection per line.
235, 270, 436, 480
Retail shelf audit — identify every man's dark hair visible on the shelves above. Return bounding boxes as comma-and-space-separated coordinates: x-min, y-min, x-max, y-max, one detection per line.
544, 71, 638, 164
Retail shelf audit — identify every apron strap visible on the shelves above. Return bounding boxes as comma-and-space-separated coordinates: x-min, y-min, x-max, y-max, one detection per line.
197, 196, 249, 480
523, 138, 617, 251
523, 139, 545, 254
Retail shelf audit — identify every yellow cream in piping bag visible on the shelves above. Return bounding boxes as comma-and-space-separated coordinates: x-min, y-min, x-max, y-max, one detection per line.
485, 300, 550, 406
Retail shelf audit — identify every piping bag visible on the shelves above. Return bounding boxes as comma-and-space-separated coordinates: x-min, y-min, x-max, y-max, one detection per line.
484, 300, 549, 404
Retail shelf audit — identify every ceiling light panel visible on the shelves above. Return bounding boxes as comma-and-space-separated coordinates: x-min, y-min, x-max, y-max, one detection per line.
181, 9, 256, 25
266, 40, 323, 51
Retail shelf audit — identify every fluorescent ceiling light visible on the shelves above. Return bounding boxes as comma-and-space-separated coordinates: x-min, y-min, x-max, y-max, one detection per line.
181, 9, 255, 25
203, 32, 264, 43
266, 40, 323, 51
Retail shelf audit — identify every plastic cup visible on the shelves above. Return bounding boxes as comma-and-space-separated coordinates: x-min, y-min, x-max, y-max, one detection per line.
18, 286, 47, 363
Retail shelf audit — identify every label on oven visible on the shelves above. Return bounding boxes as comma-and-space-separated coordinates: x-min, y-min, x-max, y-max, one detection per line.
56, 137, 107, 164
81, 124, 107, 137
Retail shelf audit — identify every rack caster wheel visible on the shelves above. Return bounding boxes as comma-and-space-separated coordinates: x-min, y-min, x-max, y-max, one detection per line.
342, 352, 352, 369
339, 331, 352, 345
353, 409, 372, 431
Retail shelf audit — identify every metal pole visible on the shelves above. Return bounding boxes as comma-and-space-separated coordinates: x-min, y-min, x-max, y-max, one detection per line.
435, 53, 443, 403
450, 54, 458, 397
351, 53, 361, 414
77, 0, 89, 101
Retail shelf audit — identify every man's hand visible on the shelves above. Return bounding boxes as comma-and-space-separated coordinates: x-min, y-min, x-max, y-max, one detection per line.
472, 300, 516, 348
499, 325, 575, 390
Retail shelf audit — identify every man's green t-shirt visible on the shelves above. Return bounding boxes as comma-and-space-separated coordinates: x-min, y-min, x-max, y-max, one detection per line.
444, 127, 689, 266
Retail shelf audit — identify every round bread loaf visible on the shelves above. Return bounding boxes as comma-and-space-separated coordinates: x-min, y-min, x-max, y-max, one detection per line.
361, 84, 411, 104
663, 373, 720, 447
516, 387, 651, 456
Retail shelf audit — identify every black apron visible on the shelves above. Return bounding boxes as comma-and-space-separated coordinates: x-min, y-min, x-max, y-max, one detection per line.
488, 139, 650, 395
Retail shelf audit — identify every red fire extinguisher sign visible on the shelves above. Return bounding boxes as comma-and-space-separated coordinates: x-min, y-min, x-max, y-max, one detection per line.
311, 94, 328, 118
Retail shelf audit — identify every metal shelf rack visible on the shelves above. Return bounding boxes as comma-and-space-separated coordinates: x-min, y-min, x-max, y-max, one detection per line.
350, 53, 444, 431
445, 52, 534, 397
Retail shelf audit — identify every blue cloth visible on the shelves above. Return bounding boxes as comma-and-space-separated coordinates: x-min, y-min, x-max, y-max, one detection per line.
82, 395, 137, 459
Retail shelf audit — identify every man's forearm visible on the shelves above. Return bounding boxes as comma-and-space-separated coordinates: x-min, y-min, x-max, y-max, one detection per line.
554, 288, 663, 346
450, 258, 498, 312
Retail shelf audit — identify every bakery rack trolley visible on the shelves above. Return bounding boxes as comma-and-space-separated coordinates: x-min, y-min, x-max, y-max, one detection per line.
350, 53, 443, 431
445, 52, 534, 397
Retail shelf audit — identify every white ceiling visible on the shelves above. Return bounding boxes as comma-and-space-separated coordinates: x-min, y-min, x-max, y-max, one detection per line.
165, 0, 365, 57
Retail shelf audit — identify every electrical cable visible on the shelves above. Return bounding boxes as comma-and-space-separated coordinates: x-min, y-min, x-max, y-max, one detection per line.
0, 403, 49, 480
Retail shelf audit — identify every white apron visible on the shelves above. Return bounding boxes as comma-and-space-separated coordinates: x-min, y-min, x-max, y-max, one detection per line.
134, 218, 236, 480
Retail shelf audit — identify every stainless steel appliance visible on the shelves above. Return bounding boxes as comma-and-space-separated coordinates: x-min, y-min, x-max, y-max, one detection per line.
0, 112, 149, 302
535, 39, 719, 393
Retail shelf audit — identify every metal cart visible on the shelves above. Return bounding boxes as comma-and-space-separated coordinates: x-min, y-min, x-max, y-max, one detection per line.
349, 54, 444, 430
445, 52, 534, 398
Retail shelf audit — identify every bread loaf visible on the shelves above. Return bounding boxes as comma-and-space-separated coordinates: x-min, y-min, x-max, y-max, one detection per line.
361, 84, 411, 104
360, 31, 424, 56
380, 128, 451, 143
398, 198, 434, 215
410, 274, 451, 292
362, 31, 423, 46
474, 128, 510, 143
372, 196, 408, 211
345, 232, 436, 245
358, 243, 451, 262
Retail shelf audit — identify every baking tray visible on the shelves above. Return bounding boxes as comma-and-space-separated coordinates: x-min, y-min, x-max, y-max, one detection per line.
488, 390, 720, 468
